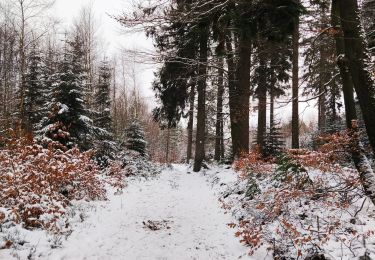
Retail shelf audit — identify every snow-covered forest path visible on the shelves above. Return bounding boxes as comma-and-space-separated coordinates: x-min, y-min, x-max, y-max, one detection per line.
45, 164, 250, 260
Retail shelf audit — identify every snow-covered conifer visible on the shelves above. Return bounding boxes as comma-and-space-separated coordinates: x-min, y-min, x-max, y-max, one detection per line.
94, 59, 112, 132
124, 120, 148, 156
39, 34, 94, 149
24, 44, 46, 131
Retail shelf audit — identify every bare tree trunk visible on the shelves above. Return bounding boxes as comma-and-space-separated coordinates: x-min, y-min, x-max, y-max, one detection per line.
231, 34, 251, 158
331, 0, 357, 129
112, 64, 118, 136
257, 44, 267, 154
349, 124, 375, 203
225, 31, 237, 160
16, 0, 55, 132
0, 29, 3, 127
338, 0, 375, 155
332, 0, 375, 204
291, 17, 300, 149
318, 35, 327, 132
270, 87, 274, 130
214, 55, 224, 162
1, 11, 18, 131
19, 0, 27, 132
75, 3, 97, 115
187, 85, 195, 163
220, 121, 225, 160
318, 86, 326, 131
193, 23, 208, 172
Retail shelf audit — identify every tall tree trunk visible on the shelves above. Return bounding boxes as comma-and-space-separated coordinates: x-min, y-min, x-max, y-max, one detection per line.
331, 1, 357, 129
318, 40, 327, 131
214, 54, 225, 162
318, 87, 326, 131
193, 23, 208, 172
291, 17, 300, 149
220, 120, 225, 160
112, 66, 118, 136
330, 80, 338, 123
270, 87, 274, 131
338, 0, 375, 154
332, 0, 375, 204
187, 85, 195, 163
257, 44, 267, 154
225, 31, 238, 161
233, 34, 251, 158
19, 0, 27, 132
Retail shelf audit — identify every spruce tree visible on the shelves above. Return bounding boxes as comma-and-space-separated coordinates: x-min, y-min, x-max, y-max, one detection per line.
39, 34, 93, 149
94, 59, 112, 132
24, 44, 46, 131
303, 1, 342, 133
38, 44, 59, 130
263, 122, 285, 158
253, 38, 291, 155
124, 120, 148, 156
92, 59, 116, 166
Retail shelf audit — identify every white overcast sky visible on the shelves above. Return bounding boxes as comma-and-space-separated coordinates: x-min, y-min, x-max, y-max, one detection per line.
52, 0, 317, 124
53, 0, 151, 52
53, 0, 156, 102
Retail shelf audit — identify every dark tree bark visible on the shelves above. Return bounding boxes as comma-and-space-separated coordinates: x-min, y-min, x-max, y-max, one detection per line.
19, 0, 27, 132
214, 56, 224, 162
223, 1, 252, 159
220, 120, 225, 160
318, 85, 327, 131
332, 0, 375, 204
318, 33, 327, 132
257, 45, 267, 154
270, 86, 275, 130
193, 23, 208, 172
233, 35, 251, 158
291, 17, 300, 149
187, 85, 195, 163
225, 31, 238, 160
337, 0, 375, 154
331, 1, 357, 128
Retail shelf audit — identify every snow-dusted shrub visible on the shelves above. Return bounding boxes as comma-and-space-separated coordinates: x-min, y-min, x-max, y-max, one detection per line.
119, 150, 160, 178
103, 160, 127, 192
233, 150, 272, 200
228, 139, 375, 259
274, 153, 312, 189
92, 139, 118, 168
0, 135, 106, 235
234, 149, 274, 177
124, 121, 148, 156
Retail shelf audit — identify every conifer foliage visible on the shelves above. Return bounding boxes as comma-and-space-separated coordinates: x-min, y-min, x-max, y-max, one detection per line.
263, 123, 285, 158
124, 120, 148, 156
39, 35, 93, 150
24, 44, 46, 131
94, 59, 112, 132
1, 0, 375, 257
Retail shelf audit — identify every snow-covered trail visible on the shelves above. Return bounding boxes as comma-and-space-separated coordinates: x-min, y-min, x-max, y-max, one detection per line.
44, 164, 251, 260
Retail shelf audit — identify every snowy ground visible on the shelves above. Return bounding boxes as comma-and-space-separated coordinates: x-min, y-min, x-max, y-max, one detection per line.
1, 164, 252, 260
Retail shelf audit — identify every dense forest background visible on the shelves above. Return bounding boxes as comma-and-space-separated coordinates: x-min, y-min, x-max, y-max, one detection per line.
1, 0, 375, 259
0, 0, 187, 163
1, 0, 374, 169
